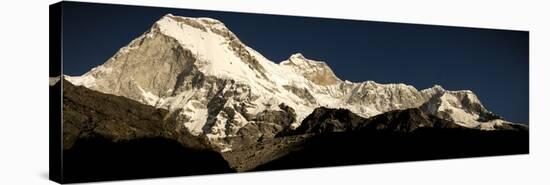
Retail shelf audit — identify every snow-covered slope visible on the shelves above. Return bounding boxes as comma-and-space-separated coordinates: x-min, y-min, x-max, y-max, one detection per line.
66, 14, 522, 151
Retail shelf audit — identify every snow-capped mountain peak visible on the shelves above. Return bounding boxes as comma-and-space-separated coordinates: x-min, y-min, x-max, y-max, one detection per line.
280, 53, 341, 86
153, 13, 270, 83
286, 53, 310, 62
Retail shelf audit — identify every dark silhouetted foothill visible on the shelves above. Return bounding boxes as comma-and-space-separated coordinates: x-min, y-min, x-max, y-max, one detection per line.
61, 79, 233, 183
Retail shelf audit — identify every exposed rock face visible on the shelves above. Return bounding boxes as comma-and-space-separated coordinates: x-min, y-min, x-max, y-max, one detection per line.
280, 53, 341, 86
65, 14, 526, 151
286, 107, 461, 135
213, 103, 298, 151
62, 79, 210, 150
361, 108, 463, 132
289, 107, 368, 134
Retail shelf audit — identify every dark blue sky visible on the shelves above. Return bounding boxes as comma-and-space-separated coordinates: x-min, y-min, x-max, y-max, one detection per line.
61, 2, 529, 123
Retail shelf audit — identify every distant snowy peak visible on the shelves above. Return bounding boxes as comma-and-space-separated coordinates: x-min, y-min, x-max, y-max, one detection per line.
280, 53, 341, 86
419, 86, 504, 128
421, 84, 446, 97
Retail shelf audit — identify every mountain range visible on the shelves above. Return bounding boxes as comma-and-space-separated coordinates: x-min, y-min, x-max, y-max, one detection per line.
54, 14, 528, 181
64, 14, 525, 151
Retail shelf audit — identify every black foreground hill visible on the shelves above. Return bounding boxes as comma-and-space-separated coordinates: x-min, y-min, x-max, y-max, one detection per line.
254, 107, 528, 171
58, 80, 234, 183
